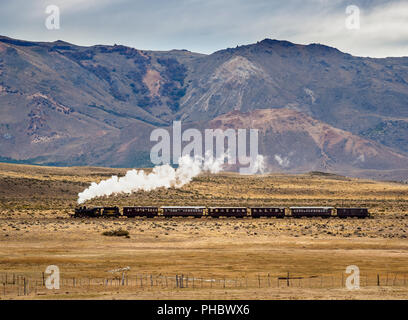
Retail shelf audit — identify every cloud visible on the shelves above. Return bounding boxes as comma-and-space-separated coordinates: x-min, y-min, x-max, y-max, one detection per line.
0, 0, 407, 57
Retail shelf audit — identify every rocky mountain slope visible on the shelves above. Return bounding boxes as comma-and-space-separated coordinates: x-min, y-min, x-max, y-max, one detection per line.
209, 109, 408, 174
0, 35, 407, 179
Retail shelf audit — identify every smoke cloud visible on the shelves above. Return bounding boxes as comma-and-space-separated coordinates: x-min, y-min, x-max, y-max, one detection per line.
253, 155, 266, 174
77, 154, 224, 204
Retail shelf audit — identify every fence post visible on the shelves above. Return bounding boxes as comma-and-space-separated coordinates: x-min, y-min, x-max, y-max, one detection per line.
287, 272, 290, 287
377, 274, 380, 286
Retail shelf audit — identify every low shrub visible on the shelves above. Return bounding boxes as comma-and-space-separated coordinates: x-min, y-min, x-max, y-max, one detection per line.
102, 228, 129, 237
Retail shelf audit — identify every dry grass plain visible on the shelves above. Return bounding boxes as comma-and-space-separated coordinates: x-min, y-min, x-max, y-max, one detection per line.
0, 162, 408, 300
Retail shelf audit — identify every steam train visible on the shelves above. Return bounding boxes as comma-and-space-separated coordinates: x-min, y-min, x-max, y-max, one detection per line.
73, 206, 370, 219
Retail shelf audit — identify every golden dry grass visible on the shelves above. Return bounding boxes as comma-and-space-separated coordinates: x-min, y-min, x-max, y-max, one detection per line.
0, 162, 408, 300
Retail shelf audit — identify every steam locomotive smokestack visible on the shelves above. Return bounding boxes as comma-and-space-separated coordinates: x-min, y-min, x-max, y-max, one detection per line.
77, 154, 224, 204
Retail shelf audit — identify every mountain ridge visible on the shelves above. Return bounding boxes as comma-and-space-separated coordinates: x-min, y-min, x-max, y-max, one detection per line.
0, 35, 407, 180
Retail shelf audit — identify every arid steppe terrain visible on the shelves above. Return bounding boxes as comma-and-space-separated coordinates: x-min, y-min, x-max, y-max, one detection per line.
0, 162, 408, 299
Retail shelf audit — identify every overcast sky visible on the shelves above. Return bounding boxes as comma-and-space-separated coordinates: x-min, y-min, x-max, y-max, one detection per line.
0, 0, 407, 57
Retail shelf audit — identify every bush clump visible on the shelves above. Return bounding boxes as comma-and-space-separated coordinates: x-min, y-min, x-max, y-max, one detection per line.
102, 228, 129, 237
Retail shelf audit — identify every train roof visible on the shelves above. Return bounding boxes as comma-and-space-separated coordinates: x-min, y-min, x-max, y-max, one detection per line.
123, 206, 158, 208
249, 206, 286, 209
290, 206, 334, 209
208, 207, 247, 209
161, 206, 206, 209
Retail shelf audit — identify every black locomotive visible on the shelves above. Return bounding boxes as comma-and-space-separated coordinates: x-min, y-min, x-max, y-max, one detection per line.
74, 206, 120, 217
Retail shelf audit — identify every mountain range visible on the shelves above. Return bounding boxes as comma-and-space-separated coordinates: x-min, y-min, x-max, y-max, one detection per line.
0, 35, 407, 180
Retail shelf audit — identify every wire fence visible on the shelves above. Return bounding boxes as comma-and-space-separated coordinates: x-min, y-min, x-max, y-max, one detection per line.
1, 271, 408, 297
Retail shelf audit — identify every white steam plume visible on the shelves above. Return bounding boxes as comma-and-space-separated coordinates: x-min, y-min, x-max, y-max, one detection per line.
253, 154, 266, 174
77, 154, 224, 204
